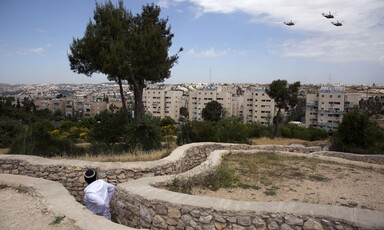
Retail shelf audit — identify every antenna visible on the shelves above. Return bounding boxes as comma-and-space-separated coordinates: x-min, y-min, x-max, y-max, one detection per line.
210, 67, 212, 83
328, 74, 332, 85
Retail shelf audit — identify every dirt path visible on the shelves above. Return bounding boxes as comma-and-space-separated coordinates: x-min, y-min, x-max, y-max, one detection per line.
0, 186, 80, 230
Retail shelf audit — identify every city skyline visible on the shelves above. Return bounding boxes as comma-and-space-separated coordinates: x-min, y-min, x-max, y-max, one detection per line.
1, 0, 383, 85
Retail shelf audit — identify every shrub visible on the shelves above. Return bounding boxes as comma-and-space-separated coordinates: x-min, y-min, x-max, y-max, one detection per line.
280, 124, 328, 141
10, 120, 84, 157
330, 108, 384, 154
216, 117, 249, 143
124, 116, 162, 151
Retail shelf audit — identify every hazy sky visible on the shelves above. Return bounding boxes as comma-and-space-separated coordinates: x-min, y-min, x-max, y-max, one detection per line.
1, 0, 383, 85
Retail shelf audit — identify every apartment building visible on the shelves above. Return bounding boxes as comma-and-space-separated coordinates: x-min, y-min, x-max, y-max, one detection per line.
242, 88, 275, 124
305, 86, 362, 131
143, 84, 186, 121
188, 85, 232, 121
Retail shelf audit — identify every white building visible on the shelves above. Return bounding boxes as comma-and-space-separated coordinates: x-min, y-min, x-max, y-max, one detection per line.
143, 84, 186, 121
305, 86, 363, 131
188, 85, 232, 121
242, 88, 275, 124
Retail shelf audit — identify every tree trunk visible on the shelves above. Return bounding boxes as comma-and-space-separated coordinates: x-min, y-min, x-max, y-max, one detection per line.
117, 77, 127, 113
272, 107, 281, 139
133, 78, 145, 120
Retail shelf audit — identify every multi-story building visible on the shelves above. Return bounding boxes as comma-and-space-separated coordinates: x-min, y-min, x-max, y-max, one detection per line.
242, 88, 275, 124
188, 85, 232, 121
143, 84, 186, 121
305, 86, 363, 131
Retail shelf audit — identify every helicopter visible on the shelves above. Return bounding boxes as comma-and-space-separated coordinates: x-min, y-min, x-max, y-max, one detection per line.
322, 12, 336, 19
331, 20, 343, 26
284, 20, 295, 26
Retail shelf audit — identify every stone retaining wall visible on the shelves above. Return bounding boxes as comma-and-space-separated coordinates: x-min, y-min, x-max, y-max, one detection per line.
0, 143, 246, 201
1, 143, 384, 230
111, 149, 384, 230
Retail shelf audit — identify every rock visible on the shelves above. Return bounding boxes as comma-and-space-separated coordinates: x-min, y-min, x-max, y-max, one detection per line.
168, 206, 181, 218
268, 220, 279, 230
281, 223, 293, 230
237, 216, 252, 226
199, 215, 213, 224
285, 215, 304, 226
303, 219, 323, 230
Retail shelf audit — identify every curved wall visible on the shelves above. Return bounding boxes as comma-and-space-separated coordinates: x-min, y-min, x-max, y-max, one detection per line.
1, 143, 383, 229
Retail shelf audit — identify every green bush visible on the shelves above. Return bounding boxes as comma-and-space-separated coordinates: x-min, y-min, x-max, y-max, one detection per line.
330, 108, 384, 154
216, 117, 249, 143
280, 124, 328, 141
247, 123, 272, 138
0, 118, 22, 148
124, 116, 162, 151
10, 120, 84, 157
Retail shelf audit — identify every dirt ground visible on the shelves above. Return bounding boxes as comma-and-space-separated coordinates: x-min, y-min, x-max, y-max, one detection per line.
192, 155, 384, 211
0, 186, 80, 230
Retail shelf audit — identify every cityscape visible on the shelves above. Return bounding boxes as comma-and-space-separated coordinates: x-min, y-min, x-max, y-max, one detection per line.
1, 82, 383, 132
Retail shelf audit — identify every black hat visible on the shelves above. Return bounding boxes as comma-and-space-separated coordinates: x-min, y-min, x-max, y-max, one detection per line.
84, 168, 97, 184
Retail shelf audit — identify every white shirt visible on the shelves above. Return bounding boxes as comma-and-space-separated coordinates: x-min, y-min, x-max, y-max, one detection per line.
84, 179, 115, 220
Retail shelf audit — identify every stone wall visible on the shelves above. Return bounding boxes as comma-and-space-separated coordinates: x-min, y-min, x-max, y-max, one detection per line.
111, 148, 384, 230
0, 143, 245, 201
1, 143, 384, 229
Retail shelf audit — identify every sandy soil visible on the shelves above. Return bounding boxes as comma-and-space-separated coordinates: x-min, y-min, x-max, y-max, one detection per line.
0, 186, 80, 230
192, 158, 384, 211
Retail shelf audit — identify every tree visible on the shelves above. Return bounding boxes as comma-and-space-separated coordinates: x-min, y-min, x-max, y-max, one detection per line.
179, 106, 188, 118
266, 79, 301, 138
68, 1, 131, 113
202, 100, 223, 122
129, 4, 181, 120
330, 107, 384, 154
68, 2, 181, 120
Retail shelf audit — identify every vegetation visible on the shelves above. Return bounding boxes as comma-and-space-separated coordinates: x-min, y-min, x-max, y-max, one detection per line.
69, 1, 181, 120
265, 80, 301, 138
330, 107, 384, 154
166, 151, 382, 197
201, 100, 224, 122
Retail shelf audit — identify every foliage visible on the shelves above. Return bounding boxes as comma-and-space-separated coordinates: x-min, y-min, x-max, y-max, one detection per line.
123, 115, 162, 151
265, 80, 301, 138
330, 107, 384, 154
247, 123, 272, 138
201, 100, 223, 122
216, 117, 249, 143
69, 1, 181, 120
359, 96, 384, 116
280, 124, 328, 141
0, 118, 23, 148
176, 121, 192, 145
89, 110, 127, 146
166, 161, 239, 193
179, 106, 188, 118
129, 4, 181, 120
10, 120, 83, 157
188, 121, 218, 142
69, 0, 132, 112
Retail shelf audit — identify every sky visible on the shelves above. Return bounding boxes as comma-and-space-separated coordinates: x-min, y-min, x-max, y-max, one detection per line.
0, 0, 383, 85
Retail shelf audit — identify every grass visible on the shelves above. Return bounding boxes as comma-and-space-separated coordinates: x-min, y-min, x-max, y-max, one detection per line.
50, 216, 66, 225
15, 185, 30, 193
165, 150, 382, 197
52, 149, 171, 162
251, 137, 329, 147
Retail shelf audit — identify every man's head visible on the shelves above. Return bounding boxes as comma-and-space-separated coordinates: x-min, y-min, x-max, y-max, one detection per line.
84, 168, 97, 184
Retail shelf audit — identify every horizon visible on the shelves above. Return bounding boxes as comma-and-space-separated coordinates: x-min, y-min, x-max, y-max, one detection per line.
1, 0, 383, 85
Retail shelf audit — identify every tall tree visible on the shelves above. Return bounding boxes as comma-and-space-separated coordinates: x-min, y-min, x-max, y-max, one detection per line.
129, 4, 181, 120
202, 100, 223, 122
266, 79, 301, 138
68, 1, 132, 113
68, 2, 181, 120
